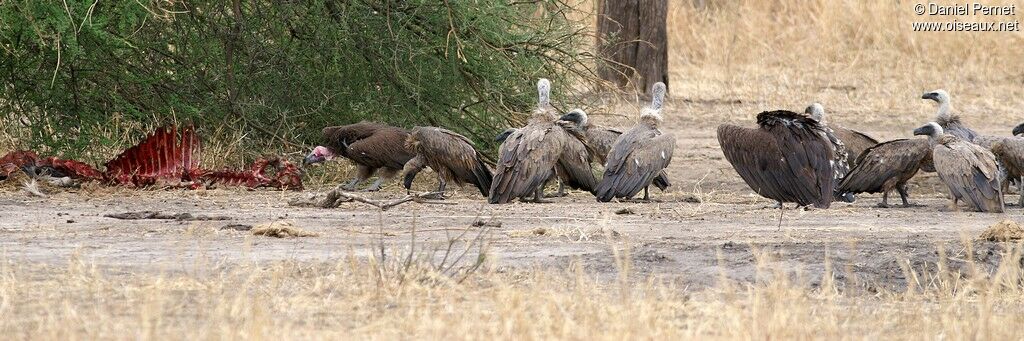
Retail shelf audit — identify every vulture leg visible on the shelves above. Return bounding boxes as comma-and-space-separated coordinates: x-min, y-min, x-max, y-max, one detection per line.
366, 168, 398, 192
524, 186, 554, 203
876, 191, 890, 208
949, 197, 960, 212
897, 185, 918, 207
436, 173, 447, 193
643, 186, 650, 201
343, 165, 375, 191
1018, 176, 1024, 207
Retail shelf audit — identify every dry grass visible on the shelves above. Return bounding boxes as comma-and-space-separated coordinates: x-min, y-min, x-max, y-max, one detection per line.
2, 242, 1024, 339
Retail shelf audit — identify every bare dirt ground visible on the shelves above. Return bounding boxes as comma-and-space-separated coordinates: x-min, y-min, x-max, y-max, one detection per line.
2, 100, 1020, 291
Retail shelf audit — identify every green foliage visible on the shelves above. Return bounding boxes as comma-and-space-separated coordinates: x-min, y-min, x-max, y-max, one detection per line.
0, 0, 591, 159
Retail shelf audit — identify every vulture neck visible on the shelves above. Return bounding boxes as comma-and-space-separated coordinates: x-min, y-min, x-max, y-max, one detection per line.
934, 100, 953, 121
639, 108, 662, 128
529, 108, 557, 124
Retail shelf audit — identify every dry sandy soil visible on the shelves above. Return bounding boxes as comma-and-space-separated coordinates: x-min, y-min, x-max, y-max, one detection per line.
2, 100, 1020, 291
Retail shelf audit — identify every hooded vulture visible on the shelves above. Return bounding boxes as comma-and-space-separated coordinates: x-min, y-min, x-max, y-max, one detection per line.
837, 138, 932, 207
489, 79, 597, 204
559, 109, 671, 191
305, 122, 414, 191
913, 122, 1004, 213
717, 109, 849, 208
805, 103, 879, 167
595, 82, 676, 202
401, 126, 493, 197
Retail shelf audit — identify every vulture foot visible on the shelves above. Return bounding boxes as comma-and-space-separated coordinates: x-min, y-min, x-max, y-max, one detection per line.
875, 202, 892, 209
544, 192, 568, 198
519, 197, 554, 203
761, 202, 784, 210
421, 192, 446, 200
902, 203, 925, 208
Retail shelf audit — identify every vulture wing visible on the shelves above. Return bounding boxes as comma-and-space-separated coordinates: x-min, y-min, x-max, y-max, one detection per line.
838, 139, 930, 194
596, 126, 676, 201
556, 122, 598, 193
346, 127, 414, 170
934, 140, 1003, 212
717, 111, 835, 208
834, 127, 880, 166
489, 123, 562, 204
418, 127, 494, 196
586, 128, 622, 164
992, 137, 1024, 182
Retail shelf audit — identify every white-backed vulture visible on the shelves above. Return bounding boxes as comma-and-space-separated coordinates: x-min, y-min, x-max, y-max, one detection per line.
558, 109, 671, 191
717, 109, 848, 208
489, 79, 597, 204
305, 122, 414, 191
913, 122, 1004, 213
923, 90, 979, 141
837, 138, 932, 207
401, 126, 493, 196
805, 103, 879, 167
595, 82, 676, 202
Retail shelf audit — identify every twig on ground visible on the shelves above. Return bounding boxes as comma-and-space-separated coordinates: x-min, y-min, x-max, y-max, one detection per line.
290, 188, 456, 210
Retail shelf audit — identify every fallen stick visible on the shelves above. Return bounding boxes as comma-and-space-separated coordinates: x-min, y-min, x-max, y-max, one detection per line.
290, 188, 456, 210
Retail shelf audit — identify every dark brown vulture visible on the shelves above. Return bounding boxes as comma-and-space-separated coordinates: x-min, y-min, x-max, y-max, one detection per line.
805, 103, 879, 167
717, 109, 849, 208
837, 138, 932, 207
401, 126, 493, 196
305, 122, 414, 191
489, 79, 597, 204
595, 83, 676, 202
923, 90, 979, 141
988, 123, 1024, 206
913, 122, 1003, 213
559, 109, 671, 191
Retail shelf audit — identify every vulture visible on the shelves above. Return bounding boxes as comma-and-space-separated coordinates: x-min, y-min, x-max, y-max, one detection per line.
717, 109, 850, 208
305, 122, 414, 191
988, 123, 1024, 206
489, 78, 597, 204
837, 138, 932, 207
913, 122, 1003, 213
558, 109, 671, 191
923, 90, 979, 141
805, 103, 879, 166
595, 82, 676, 202
401, 126, 493, 197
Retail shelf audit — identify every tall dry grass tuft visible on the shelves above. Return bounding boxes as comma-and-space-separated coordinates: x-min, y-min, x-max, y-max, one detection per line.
3, 241, 1024, 339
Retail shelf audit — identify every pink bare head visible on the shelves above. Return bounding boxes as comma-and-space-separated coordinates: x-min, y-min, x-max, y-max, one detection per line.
304, 146, 335, 165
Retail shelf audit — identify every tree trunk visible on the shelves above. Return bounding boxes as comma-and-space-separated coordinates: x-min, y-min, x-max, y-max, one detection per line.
596, 0, 669, 95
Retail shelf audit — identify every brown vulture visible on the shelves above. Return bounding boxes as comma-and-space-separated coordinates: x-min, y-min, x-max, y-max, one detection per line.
595, 82, 676, 202
401, 126, 493, 197
717, 109, 850, 208
837, 138, 932, 207
559, 109, 671, 191
913, 122, 1004, 213
305, 122, 414, 191
489, 79, 597, 204
805, 103, 879, 167
988, 123, 1024, 206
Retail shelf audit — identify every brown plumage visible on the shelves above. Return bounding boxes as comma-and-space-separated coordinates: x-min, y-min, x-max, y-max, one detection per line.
401, 126, 493, 196
837, 138, 932, 207
489, 79, 597, 204
718, 110, 846, 208
914, 122, 1003, 213
990, 137, 1024, 206
595, 83, 675, 202
805, 103, 879, 167
305, 122, 414, 191
559, 109, 672, 191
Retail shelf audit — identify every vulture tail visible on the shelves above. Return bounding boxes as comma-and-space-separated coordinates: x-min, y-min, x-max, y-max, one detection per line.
472, 156, 494, 197
594, 181, 616, 202
652, 172, 671, 191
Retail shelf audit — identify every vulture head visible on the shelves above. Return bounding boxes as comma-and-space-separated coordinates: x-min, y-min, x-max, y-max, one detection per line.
921, 89, 950, 103
303, 146, 336, 165
805, 103, 826, 123
1012, 122, 1024, 137
558, 109, 589, 129
494, 128, 518, 143
912, 122, 945, 138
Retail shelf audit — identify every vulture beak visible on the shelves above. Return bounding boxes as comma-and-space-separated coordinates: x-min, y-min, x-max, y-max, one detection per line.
1013, 123, 1024, 137
921, 92, 939, 101
912, 125, 932, 136
303, 152, 325, 165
